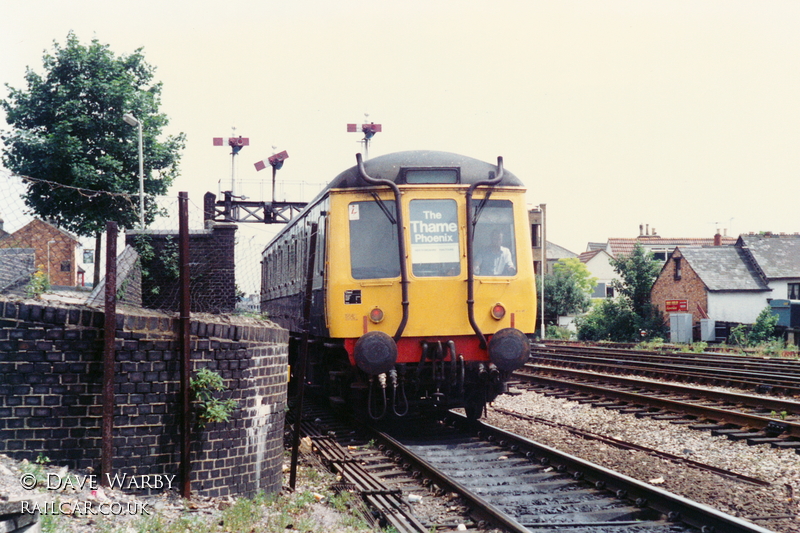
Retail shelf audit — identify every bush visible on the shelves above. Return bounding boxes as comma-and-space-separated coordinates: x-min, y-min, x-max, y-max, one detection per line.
546, 325, 573, 340
728, 307, 780, 348
577, 299, 667, 342
577, 299, 637, 342
749, 307, 779, 345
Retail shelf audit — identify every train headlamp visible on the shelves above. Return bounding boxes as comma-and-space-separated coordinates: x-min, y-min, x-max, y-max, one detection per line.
490, 303, 506, 320
369, 307, 385, 323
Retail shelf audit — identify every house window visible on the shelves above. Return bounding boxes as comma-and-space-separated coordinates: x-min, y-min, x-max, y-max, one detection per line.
591, 282, 606, 299
652, 249, 668, 261
606, 285, 615, 298
789, 283, 800, 300
673, 257, 682, 281
60, 260, 71, 272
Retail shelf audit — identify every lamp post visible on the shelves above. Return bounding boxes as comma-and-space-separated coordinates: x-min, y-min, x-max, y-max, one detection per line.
539, 203, 546, 340
122, 113, 145, 228
47, 240, 56, 284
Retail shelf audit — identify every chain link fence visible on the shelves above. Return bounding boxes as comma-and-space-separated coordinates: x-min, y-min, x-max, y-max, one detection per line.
0, 169, 286, 314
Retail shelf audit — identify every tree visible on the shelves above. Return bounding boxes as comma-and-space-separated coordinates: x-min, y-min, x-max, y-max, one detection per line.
1, 31, 185, 238
609, 243, 661, 318
578, 243, 667, 341
542, 258, 595, 320
552, 257, 598, 295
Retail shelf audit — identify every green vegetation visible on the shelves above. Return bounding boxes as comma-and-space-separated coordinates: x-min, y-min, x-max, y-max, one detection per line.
81, 465, 373, 533
539, 257, 596, 334
546, 325, 573, 340
577, 243, 666, 342
24, 264, 50, 299
729, 307, 781, 352
190, 368, 239, 427
1, 31, 185, 237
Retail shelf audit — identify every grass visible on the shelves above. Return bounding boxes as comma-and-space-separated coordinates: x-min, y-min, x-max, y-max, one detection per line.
45, 462, 376, 533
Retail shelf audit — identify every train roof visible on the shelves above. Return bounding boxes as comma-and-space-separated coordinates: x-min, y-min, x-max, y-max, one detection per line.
328, 150, 524, 189
264, 151, 523, 250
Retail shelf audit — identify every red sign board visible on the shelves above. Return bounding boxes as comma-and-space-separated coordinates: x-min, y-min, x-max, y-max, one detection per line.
665, 299, 688, 312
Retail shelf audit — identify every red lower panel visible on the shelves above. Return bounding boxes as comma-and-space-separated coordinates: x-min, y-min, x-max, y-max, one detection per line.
344, 335, 489, 366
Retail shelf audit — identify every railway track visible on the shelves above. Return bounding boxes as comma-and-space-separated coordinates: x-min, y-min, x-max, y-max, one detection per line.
514, 365, 800, 448
296, 404, 777, 532
529, 343, 800, 396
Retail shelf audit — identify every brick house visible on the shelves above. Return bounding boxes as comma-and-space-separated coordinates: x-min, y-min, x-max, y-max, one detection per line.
0, 218, 80, 287
651, 233, 800, 333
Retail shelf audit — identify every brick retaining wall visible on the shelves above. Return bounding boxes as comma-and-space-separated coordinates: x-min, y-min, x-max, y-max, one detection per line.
0, 298, 288, 498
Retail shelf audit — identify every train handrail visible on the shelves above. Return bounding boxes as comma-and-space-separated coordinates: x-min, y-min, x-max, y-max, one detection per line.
356, 153, 409, 341
465, 156, 505, 349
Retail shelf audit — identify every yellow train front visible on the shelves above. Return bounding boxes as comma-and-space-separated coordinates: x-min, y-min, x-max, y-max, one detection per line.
262, 150, 536, 420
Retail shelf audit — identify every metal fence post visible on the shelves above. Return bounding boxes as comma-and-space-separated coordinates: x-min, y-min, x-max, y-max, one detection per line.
179, 192, 192, 498
101, 221, 117, 486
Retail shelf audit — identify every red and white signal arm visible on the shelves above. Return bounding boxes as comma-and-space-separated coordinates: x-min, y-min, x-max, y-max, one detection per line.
213, 137, 250, 147
255, 150, 289, 171
362, 123, 382, 134
347, 123, 382, 133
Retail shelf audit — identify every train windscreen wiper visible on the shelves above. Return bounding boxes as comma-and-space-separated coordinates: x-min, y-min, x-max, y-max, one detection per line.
370, 192, 397, 225
471, 190, 493, 234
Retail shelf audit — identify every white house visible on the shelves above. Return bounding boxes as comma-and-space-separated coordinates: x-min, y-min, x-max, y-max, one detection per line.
578, 249, 616, 298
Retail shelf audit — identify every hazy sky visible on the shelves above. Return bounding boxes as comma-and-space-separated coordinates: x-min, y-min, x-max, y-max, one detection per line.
2, 0, 799, 256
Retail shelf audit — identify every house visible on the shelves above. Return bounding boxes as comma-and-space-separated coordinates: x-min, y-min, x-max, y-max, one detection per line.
579, 249, 616, 298
544, 242, 578, 274
582, 226, 738, 299
0, 218, 81, 287
600, 225, 737, 261
651, 233, 800, 339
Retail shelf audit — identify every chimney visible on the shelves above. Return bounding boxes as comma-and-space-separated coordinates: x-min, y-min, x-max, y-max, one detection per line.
714, 230, 722, 246
646, 224, 650, 236
639, 224, 643, 236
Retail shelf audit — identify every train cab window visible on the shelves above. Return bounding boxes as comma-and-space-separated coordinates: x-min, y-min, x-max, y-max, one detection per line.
409, 199, 460, 277
473, 200, 517, 276
349, 200, 401, 279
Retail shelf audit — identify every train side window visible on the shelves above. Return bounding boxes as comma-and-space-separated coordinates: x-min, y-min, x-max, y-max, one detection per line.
349, 200, 401, 279
409, 199, 460, 277
473, 200, 516, 276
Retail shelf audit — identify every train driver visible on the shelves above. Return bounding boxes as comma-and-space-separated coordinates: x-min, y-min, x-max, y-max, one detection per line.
476, 229, 516, 276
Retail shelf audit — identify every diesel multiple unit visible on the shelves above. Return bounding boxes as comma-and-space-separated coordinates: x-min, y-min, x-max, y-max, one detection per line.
261, 150, 536, 419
